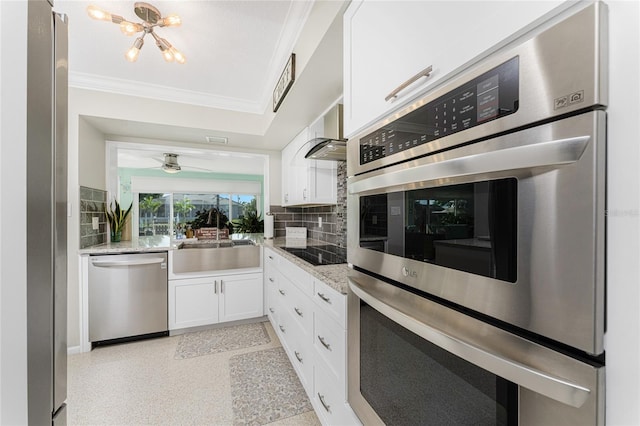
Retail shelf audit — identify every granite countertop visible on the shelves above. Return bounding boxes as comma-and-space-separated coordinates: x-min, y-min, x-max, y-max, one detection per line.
263, 237, 351, 295
79, 233, 263, 255
79, 233, 350, 294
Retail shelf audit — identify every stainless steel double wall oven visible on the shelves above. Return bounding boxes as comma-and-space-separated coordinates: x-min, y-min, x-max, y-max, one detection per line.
347, 2, 607, 425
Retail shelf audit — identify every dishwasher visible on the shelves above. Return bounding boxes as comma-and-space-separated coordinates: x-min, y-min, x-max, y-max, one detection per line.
88, 252, 168, 344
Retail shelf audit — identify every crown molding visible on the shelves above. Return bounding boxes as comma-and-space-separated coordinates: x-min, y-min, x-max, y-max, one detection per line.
68, 71, 264, 114
258, 1, 314, 113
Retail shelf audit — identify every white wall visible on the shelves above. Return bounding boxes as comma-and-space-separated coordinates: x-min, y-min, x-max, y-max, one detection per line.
605, 1, 640, 424
0, 1, 29, 423
78, 117, 106, 190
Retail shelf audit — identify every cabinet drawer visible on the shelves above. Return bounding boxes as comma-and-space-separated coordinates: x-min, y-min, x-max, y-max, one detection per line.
314, 308, 346, 384
313, 280, 346, 328
279, 258, 314, 297
283, 312, 314, 394
284, 277, 314, 338
314, 359, 360, 426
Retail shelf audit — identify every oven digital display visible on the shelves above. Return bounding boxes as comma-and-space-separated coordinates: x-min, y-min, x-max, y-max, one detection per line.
360, 56, 519, 165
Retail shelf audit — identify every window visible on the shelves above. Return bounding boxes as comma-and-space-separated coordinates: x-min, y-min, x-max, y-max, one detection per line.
138, 193, 170, 236
137, 192, 259, 238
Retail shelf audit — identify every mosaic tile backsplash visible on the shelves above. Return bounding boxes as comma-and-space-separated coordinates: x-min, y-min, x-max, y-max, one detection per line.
270, 161, 348, 248
80, 186, 107, 249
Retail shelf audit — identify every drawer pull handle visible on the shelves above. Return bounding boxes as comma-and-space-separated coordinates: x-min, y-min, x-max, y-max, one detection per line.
269, 277, 275, 283
294, 307, 303, 317
317, 335, 331, 351
279, 325, 285, 333
317, 292, 331, 304
269, 308, 275, 313
279, 289, 286, 296
385, 65, 433, 102
268, 255, 274, 260
295, 351, 303, 363
214, 280, 218, 294
318, 393, 331, 413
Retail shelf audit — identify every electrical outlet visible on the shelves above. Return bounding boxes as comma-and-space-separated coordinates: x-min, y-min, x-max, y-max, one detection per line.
92, 216, 99, 230
318, 216, 322, 227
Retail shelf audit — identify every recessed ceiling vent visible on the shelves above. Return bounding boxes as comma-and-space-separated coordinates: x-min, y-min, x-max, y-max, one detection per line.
205, 135, 229, 145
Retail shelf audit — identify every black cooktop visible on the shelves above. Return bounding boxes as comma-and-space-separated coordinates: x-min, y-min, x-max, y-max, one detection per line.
281, 244, 347, 266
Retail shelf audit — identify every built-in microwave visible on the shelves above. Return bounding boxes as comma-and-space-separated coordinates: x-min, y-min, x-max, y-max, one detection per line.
346, 2, 607, 424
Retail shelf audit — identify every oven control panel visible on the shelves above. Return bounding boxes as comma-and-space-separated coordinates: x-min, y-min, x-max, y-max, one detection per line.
359, 57, 519, 165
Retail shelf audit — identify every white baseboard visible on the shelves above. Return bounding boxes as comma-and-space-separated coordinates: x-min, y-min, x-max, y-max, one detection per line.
67, 346, 81, 355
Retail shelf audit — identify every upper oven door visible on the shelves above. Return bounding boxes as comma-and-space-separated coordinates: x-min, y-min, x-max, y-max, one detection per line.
347, 110, 606, 355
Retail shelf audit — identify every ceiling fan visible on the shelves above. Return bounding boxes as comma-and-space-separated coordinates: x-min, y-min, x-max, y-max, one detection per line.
154, 153, 214, 174
87, 2, 186, 63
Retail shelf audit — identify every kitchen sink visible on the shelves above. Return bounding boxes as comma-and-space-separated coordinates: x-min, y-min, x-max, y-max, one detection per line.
172, 239, 260, 273
177, 239, 255, 249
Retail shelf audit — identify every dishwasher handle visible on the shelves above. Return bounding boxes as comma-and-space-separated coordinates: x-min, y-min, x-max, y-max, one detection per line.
91, 257, 166, 267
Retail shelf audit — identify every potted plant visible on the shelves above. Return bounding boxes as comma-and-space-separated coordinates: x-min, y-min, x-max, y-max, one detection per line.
105, 200, 132, 242
232, 210, 264, 233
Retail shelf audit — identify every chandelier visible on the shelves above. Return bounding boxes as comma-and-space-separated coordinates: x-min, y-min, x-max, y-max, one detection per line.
87, 2, 186, 64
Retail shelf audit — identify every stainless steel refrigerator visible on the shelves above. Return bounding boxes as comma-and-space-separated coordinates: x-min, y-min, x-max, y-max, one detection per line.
26, 1, 68, 424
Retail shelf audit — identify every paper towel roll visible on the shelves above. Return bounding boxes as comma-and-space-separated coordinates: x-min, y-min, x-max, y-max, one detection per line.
264, 213, 274, 239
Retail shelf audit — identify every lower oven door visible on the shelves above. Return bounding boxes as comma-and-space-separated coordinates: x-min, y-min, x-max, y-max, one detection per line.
347, 270, 604, 426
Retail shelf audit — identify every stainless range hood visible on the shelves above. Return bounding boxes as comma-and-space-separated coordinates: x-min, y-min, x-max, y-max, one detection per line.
305, 104, 347, 161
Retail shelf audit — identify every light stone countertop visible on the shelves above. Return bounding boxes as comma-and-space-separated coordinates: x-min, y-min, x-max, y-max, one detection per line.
263, 238, 351, 295
78, 233, 263, 255
79, 234, 350, 294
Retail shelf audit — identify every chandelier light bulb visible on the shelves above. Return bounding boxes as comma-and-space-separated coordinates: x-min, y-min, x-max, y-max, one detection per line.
162, 49, 174, 62
87, 5, 111, 21
171, 47, 186, 64
120, 21, 142, 36
125, 46, 141, 62
125, 37, 144, 62
161, 14, 182, 27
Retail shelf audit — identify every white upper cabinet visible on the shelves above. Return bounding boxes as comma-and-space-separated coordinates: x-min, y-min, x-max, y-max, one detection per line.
281, 120, 337, 206
343, 0, 565, 138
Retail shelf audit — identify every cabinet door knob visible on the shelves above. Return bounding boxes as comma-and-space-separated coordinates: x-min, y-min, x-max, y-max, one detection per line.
317, 292, 331, 304
318, 393, 331, 413
385, 65, 433, 102
317, 335, 331, 351
269, 307, 275, 313
269, 277, 275, 283
279, 289, 286, 296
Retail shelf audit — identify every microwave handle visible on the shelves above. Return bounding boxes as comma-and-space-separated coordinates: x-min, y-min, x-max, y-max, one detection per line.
349, 135, 590, 195
349, 275, 593, 409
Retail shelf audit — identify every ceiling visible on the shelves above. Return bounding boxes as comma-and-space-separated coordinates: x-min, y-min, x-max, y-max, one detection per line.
56, 0, 313, 113
53, 1, 345, 167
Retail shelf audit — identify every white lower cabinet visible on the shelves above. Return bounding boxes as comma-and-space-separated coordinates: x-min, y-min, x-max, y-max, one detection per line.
264, 247, 361, 425
169, 272, 263, 331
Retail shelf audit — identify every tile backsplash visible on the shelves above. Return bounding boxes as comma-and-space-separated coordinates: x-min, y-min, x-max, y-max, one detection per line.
270, 161, 348, 248
80, 186, 107, 249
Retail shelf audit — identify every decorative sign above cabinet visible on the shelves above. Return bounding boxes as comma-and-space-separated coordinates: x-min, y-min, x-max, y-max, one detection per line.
273, 53, 296, 112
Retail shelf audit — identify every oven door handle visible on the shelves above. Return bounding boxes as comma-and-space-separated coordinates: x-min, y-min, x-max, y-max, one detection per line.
348, 135, 590, 195
349, 275, 595, 409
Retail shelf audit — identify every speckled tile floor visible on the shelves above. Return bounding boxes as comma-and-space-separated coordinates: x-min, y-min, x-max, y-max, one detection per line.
67, 322, 321, 426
